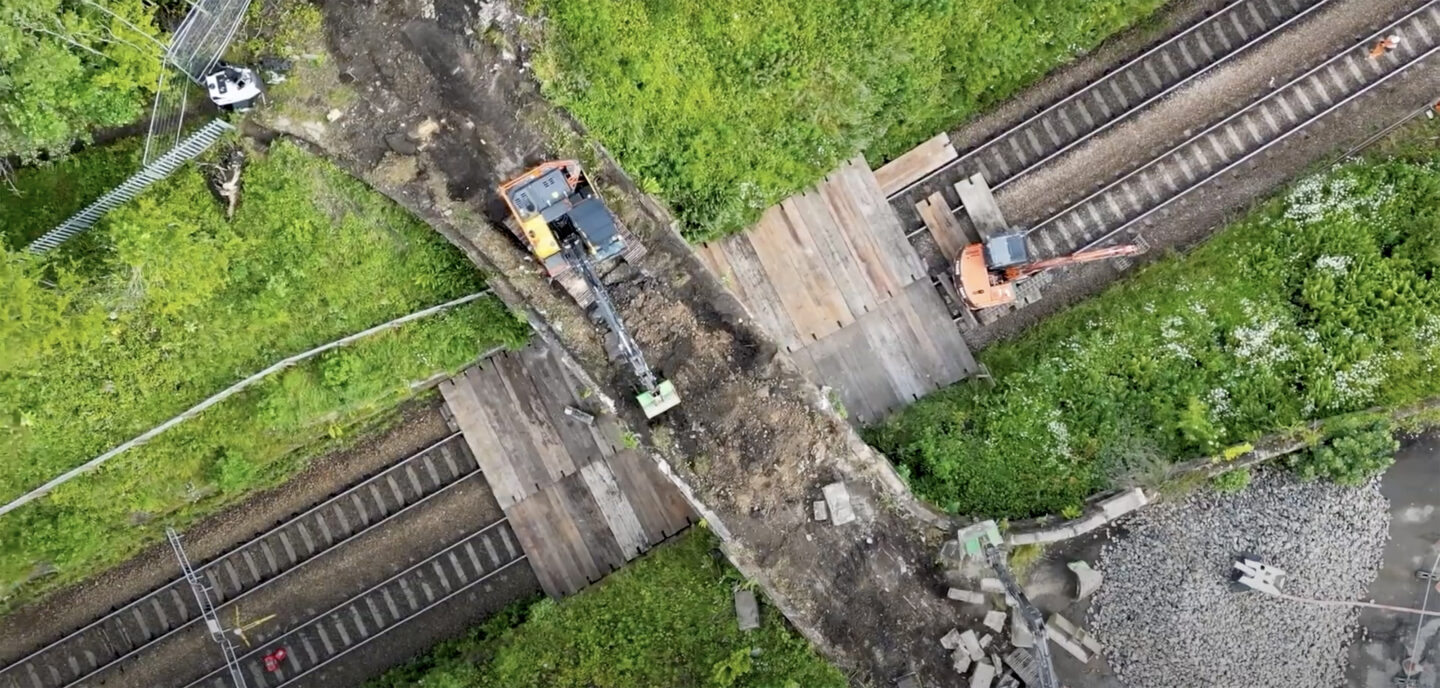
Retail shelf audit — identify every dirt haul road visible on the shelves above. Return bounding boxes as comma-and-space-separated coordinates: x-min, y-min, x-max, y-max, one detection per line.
261, 0, 974, 682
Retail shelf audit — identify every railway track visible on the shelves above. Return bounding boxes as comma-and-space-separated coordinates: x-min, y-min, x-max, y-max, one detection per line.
0, 433, 480, 688
890, 0, 1335, 235
181, 520, 526, 688
1022, 1, 1440, 261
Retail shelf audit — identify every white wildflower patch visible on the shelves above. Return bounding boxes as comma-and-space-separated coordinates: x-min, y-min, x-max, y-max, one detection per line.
1333, 355, 1390, 406
1284, 172, 1395, 226
1206, 387, 1231, 418
1231, 316, 1291, 367
1160, 315, 1192, 360
1314, 255, 1352, 276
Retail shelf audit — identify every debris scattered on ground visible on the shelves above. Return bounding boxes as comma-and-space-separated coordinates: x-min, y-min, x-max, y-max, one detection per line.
1090, 471, 1389, 688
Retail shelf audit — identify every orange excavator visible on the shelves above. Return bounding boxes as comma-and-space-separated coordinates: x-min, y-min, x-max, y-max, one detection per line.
955, 232, 1142, 310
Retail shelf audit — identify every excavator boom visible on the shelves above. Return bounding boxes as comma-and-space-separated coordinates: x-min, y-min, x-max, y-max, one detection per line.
1005, 244, 1141, 280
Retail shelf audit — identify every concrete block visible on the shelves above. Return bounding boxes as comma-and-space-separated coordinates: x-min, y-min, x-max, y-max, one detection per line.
1049, 632, 1091, 662
960, 629, 984, 661
952, 649, 971, 675
983, 610, 1007, 633
1006, 532, 1042, 546
813, 500, 828, 521
734, 589, 760, 631
1068, 560, 1103, 600
979, 633, 993, 650
979, 578, 1006, 594
1010, 613, 1035, 649
948, 588, 985, 605
941, 628, 964, 650
822, 482, 856, 525
969, 662, 996, 688
1100, 488, 1149, 519
1072, 513, 1107, 535
991, 652, 1003, 673
896, 674, 922, 688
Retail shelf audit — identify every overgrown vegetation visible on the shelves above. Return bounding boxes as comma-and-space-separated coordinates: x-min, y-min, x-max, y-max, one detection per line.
533, 0, 1167, 240
0, 139, 528, 605
368, 531, 844, 688
869, 154, 1440, 518
0, 0, 163, 162
1210, 467, 1253, 494
1288, 417, 1398, 486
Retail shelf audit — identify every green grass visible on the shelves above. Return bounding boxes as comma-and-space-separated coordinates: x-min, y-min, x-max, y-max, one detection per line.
532, 0, 1168, 241
0, 138, 530, 606
867, 147, 1440, 519
368, 530, 845, 688
0, 136, 144, 248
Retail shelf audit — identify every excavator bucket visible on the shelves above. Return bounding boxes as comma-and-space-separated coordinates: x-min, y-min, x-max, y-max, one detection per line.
636, 379, 681, 419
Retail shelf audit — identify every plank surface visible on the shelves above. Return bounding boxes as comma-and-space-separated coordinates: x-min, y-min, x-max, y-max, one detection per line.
801, 189, 880, 318
440, 342, 696, 599
954, 173, 1010, 238
748, 206, 842, 342
916, 193, 971, 262
843, 159, 926, 283
874, 132, 958, 196
714, 236, 804, 352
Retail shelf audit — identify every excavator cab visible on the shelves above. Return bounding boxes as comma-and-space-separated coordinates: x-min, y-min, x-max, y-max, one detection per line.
500, 161, 626, 275
956, 233, 1029, 310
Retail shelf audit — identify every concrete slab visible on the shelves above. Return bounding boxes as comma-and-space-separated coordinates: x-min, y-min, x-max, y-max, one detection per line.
822, 482, 856, 526
734, 588, 760, 631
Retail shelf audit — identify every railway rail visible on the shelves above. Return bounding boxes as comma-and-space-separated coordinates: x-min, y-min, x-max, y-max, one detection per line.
181, 520, 526, 688
0, 433, 480, 688
891, 0, 1335, 235
1023, 1, 1440, 261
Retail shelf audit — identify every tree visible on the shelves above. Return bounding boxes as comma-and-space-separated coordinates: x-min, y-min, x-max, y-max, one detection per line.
0, 0, 163, 162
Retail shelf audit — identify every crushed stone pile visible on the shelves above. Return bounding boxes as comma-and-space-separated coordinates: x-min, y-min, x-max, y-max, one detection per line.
1089, 471, 1389, 688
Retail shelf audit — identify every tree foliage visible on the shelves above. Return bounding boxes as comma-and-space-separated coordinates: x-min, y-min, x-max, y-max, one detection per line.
367, 532, 844, 688
868, 157, 1440, 518
0, 0, 163, 161
0, 139, 529, 605
1287, 418, 1398, 486
533, 0, 1167, 240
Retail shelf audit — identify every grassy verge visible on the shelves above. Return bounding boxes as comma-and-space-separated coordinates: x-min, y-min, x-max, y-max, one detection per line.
368, 530, 845, 688
0, 136, 144, 248
532, 0, 1168, 240
0, 138, 529, 607
867, 130, 1440, 518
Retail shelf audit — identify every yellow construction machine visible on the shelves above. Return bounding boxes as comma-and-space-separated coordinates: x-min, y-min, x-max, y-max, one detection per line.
499, 161, 680, 418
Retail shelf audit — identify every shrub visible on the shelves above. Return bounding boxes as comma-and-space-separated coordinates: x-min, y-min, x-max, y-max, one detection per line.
1287, 418, 1398, 486
1210, 468, 1252, 494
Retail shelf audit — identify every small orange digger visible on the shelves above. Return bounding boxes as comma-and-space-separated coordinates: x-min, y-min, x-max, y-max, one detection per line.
954, 233, 1142, 310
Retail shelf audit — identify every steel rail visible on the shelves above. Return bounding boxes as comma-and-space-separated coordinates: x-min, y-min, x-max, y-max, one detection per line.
890, 0, 1332, 208
0, 434, 477, 688
1051, 1, 1440, 253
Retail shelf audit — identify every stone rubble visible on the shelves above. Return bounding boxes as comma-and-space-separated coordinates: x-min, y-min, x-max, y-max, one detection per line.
1089, 471, 1389, 688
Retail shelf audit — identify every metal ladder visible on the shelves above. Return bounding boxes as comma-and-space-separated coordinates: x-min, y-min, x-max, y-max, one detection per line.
166, 527, 249, 688
27, 118, 234, 254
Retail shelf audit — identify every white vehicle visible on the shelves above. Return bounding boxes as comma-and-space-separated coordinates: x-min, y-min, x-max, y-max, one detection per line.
204, 64, 262, 111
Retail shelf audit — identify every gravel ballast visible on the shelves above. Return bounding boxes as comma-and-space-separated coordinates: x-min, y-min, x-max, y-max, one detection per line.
1089, 471, 1389, 688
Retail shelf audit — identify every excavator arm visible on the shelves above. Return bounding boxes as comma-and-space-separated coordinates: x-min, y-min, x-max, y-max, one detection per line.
1004, 244, 1141, 281
984, 544, 1061, 688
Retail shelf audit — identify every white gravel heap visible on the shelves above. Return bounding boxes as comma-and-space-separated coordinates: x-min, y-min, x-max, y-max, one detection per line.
1089, 471, 1389, 688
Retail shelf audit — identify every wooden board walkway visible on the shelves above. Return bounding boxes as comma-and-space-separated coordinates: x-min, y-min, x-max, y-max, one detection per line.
697, 156, 976, 424
440, 343, 694, 598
